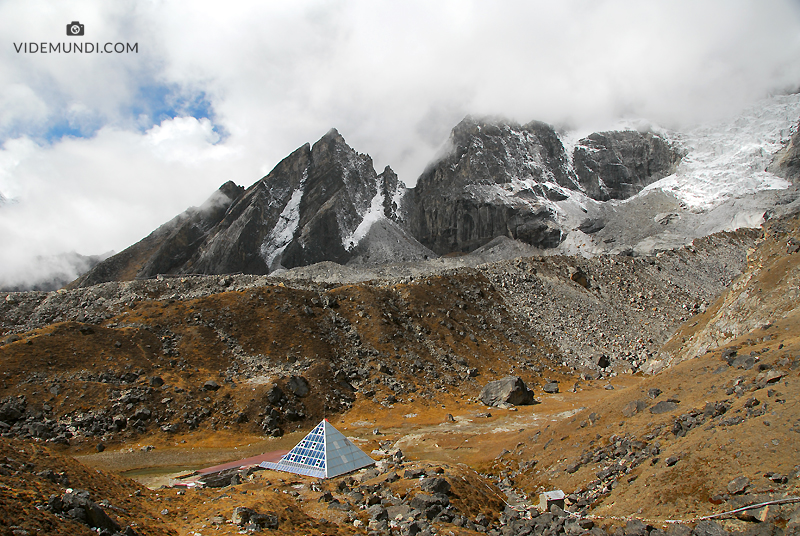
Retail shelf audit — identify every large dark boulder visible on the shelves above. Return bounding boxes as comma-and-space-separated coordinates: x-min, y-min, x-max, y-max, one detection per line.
287, 375, 309, 398
420, 477, 451, 495
479, 376, 535, 407
410, 492, 449, 519
573, 130, 683, 201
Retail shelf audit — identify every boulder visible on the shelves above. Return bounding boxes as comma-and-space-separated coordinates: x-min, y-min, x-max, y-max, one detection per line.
594, 354, 611, 369
231, 506, 278, 529
409, 492, 449, 519
542, 381, 559, 394
201, 469, 241, 488
420, 477, 451, 496
149, 376, 164, 387
0, 397, 27, 423
480, 376, 535, 407
232, 506, 254, 525
568, 267, 589, 288
266, 385, 284, 405
202, 380, 221, 391
649, 400, 678, 414
48, 490, 120, 532
578, 218, 605, 234
692, 520, 729, 536
368, 504, 389, 521
625, 519, 651, 536
622, 400, 648, 417
726, 476, 750, 495
287, 376, 309, 398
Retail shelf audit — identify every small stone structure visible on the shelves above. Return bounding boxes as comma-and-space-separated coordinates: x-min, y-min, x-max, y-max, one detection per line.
539, 489, 565, 511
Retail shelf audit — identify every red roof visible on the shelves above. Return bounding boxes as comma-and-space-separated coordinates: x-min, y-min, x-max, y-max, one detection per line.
196, 450, 289, 475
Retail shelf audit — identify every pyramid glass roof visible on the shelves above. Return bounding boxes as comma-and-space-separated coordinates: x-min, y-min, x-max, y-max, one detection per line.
260, 419, 374, 479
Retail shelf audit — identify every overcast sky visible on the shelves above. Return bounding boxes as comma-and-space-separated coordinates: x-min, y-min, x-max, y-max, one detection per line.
1, 0, 800, 288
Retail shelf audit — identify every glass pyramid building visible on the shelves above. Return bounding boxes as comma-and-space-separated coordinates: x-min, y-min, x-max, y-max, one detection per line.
259, 419, 374, 479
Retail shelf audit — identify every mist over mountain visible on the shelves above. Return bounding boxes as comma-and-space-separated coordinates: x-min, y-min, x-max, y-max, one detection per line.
0, 251, 110, 292
68, 93, 800, 289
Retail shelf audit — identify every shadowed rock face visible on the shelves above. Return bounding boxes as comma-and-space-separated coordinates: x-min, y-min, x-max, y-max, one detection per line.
138, 181, 246, 277
573, 131, 683, 201
277, 130, 389, 270
407, 117, 578, 254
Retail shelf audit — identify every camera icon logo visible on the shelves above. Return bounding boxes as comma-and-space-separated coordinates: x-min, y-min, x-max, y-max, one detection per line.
66, 21, 84, 36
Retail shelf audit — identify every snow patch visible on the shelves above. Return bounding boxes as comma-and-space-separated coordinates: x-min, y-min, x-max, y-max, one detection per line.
260, 170, 308, 270
343, 175, 385, 250
391, 183, 406, 219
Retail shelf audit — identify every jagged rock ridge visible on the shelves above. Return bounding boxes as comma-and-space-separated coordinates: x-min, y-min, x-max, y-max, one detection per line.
183, 128, 408, 274
71, 95, 800, 286
74, 130, 412, 286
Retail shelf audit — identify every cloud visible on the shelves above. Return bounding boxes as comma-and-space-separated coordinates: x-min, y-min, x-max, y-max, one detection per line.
1, 0, 800, 288
0, 118, 246, 288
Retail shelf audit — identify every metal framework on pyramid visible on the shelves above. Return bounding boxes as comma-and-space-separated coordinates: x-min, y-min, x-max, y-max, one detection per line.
259, 419, 374, 479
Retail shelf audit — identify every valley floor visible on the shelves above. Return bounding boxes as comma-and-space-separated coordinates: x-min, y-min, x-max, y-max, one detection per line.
2, 213, 800, 535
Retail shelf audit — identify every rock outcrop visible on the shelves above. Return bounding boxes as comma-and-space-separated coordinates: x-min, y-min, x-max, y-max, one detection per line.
407, 117, 579, 254
769, 120, 800, 182
573, 130, 683, 201
479, 376, 535, 407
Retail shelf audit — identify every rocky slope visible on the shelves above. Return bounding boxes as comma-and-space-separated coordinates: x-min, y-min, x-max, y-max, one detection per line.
652, 211, 800, 372
0, 221, 760, 454
2, 213, 800, 535
499, 211, 800, 529
484, 228, 760, 373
